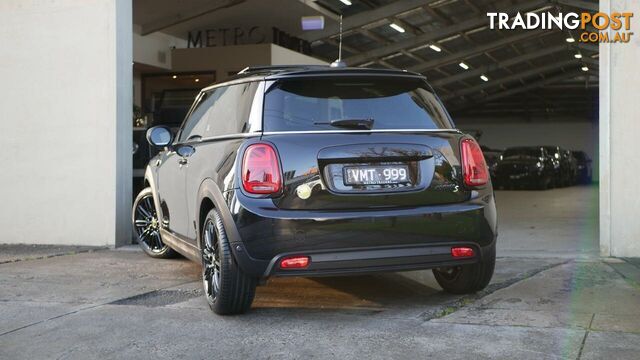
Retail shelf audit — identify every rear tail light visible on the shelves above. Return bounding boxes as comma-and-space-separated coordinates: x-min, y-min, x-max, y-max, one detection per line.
279, 256, 310, 269
242, 143, 282, 194
460, 138, 489, 187
451, 247, 475, 258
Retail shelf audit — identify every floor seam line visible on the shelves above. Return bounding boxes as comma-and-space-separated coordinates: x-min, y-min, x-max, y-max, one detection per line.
0, 248, 109, 265
576, 313, 595, 360
0, 279, 197, 338
419, 259, 572, 322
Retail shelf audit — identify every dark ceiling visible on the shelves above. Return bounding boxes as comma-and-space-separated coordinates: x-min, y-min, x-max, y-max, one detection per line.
302, 0, 599, 119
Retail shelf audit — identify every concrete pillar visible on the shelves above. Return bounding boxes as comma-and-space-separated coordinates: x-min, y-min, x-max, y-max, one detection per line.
0, 0, 132, 247
600, 0, 640, 257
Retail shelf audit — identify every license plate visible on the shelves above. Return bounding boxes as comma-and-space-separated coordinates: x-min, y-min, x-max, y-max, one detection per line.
343, 165, 410, 185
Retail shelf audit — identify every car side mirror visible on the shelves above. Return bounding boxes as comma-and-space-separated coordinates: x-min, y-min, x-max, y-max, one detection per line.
176, 144, 195, 158
146, 126, 173, 147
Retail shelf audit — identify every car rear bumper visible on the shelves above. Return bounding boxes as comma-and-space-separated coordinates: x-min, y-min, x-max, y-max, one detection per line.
225, 189, 497, 279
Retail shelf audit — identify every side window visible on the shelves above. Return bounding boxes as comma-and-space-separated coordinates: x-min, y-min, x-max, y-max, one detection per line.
178, 91, 212, 143
200, 82, 258, 137
178, 82, 258, 142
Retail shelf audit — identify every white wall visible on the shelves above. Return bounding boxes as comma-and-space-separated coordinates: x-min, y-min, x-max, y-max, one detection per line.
172, 43, 327, 82
133, 25, 187, 69
270, 44, 327, 66
0, 0, 132, 246
600, 0, 640, 257
456, 119, 599, 178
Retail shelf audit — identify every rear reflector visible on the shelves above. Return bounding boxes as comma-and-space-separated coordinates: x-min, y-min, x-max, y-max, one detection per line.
242, 143, 282, 194
279, 256, 310, 269
460, 138, 489, 187
451, 247, 475, 258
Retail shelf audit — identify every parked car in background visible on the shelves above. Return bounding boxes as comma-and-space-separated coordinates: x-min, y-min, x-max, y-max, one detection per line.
561, 149, 578, 186
572, 151, 593, 184
542, 146, 571, 187
494, 146, 555, 189
132, 65, 497, 315
481, 145, 503, 182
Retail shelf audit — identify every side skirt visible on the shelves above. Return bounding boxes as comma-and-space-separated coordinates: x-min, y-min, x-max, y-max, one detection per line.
159, 228, 201, 263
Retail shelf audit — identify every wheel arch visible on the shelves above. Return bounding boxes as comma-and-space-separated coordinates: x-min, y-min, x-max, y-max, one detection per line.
143, 166, 163, 222
196, 179, 243, 250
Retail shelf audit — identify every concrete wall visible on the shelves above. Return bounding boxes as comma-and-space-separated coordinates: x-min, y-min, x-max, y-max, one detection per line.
0, 0, 132, 246
172, 43, 326, 82
270, 44, 327, 66
133, 25, 187, 70
600, 0, 640, 257
456, 118, 599, 178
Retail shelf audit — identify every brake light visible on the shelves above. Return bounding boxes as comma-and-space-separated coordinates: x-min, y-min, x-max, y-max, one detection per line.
451, 247, 475, 258
461, 138, 488, 187
279, 256, 310, 269
242, 143, 282, 194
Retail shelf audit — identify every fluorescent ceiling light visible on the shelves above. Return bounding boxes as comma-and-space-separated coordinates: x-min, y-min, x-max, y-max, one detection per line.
429, 44, 442, 52
302, 16, 325, 30
389, 23, 405, 33
339, 0, 352, 5
582, 66, 589, 72
575, 53, 583, 59
566, 37, 575, 43
459, 62, 469, 70
480, 75, 489, 82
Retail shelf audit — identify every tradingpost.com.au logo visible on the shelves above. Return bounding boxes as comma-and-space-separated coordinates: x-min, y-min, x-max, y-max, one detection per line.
487, 11, 634, 43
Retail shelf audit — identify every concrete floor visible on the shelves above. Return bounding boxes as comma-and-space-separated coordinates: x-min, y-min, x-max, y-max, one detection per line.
496, 185, 600, 258
2, 186, 638, 359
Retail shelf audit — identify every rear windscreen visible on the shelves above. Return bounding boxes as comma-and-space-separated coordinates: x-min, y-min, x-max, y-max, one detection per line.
263, 77, 453, 131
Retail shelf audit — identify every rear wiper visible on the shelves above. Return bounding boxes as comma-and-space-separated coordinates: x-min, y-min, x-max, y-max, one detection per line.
314, 118, 374, 130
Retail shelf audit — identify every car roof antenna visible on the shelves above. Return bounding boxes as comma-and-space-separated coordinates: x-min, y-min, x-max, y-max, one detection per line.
330, 15, 347, 68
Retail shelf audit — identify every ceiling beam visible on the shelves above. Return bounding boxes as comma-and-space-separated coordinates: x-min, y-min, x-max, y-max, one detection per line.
300, 0, 436, 42
581, 57, 599, 67
450, 70, 589, 110
343, 0, 549, 66
409, 29, 550, 74
140, 0, 245, 35
431, 44, 569, 87
576, 42, 599, 53
556, 0, 599, 12
297, 0, 340, 21
443, 59, 580, 100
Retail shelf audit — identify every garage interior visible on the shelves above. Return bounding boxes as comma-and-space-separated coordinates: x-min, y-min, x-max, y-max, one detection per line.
132, 0, 600, 258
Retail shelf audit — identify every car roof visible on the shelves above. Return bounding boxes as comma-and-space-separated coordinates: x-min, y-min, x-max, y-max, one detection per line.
226, 65, 425, 82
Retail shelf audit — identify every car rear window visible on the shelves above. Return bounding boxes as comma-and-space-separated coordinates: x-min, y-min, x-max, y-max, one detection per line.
263, 77, 453, 132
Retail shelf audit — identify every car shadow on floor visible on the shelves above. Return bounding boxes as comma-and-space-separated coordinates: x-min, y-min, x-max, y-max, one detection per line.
251, 272, 454, 314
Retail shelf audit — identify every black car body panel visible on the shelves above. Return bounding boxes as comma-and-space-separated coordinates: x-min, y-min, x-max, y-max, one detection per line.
143, 66, 497, 280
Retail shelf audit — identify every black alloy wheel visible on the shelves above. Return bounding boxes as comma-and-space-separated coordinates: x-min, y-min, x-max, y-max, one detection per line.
200, 209, 256, 315
132, 187, 176, 258
202, 218, 221, 304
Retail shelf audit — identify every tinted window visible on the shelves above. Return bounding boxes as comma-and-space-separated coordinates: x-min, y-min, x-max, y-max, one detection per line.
572, 151, 587, 161
178, 82, 257, 142
503, 148, 543, 158
263, 77, 452, 131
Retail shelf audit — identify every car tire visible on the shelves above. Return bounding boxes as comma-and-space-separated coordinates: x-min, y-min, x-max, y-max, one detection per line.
539, 177, 551, 190
432, 243, 496, 294
132, 187, 177, 259
201, 209, 256, 315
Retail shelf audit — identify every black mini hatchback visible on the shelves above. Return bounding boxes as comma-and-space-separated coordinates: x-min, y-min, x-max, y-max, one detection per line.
133, 65, 497, 315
